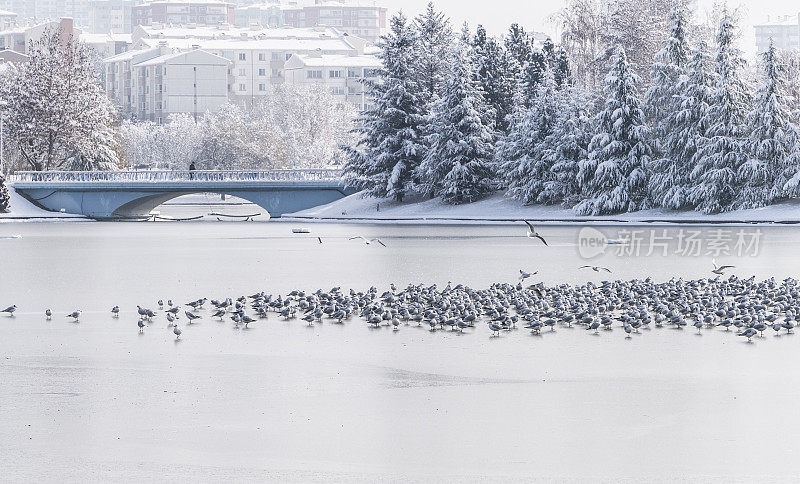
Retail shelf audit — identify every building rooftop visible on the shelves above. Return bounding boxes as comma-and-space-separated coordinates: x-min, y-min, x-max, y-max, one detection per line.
0, 9, 18, 17
138, 34, 358, 52
290, 52, 380, 68
134, 49, 229, 67
137, 24, 347, 41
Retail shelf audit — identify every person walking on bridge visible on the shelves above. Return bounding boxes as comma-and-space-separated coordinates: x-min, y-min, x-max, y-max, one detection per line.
189, 161, 196, 180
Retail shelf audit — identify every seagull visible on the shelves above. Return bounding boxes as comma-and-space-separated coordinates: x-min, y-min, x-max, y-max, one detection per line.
318, 237, 323, 244
524, 221, 548, 245
519, 269, 537, 281
166, 312, 175, 325
111, 306, 120, 318
158, 300, 164, 308
579, 265, 612, 273
349, 236, 386, 247
738, 327, 757, 341
185, 311, 201, 323
45, 309, 52, 320
173, 325, 182, 339
67, 310, 81, 322
138, 319, 145, 332
712, 260, 735, 275
1, 305, 16, 316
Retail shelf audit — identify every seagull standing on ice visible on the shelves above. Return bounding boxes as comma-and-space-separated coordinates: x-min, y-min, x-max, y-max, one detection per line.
524, 221, 548, 245
45, 309, 52, 320
173, 325, 182, 339
67, 310, 81, 322
1, 305, 16, 316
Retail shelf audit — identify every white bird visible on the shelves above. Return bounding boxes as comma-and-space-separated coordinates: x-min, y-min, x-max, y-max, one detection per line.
45, 309, 52, 320
524, 221, 548, 245
111, 306, 120, 317
349, 236, 386, 247
1, 305, 16, 316
712, 260, 735, 275
67, 310, 81, 322
518, 269, 537, 281
173, 325, 182, 339
579, 265, 612, 273
185, 311, 201, 323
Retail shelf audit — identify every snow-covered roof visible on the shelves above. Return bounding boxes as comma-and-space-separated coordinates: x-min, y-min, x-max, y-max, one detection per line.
139, 35, 356, 52
80, 32, 133, 44
290, 53, 380, 68
137, 0, 234, 6
756, 15, 799, 27
0, 9, 17, 17
138, 24, 346, 41
104, 46, 159, 63
135, 49, 230, 67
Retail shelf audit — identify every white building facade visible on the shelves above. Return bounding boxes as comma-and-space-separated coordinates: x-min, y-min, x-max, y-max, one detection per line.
755, 15, 800, 53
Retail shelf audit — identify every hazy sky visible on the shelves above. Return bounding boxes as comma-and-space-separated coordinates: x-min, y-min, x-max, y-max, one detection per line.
387, 0, 800, 58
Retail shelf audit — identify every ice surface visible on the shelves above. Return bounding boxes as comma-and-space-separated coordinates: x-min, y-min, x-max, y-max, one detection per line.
2, 221, 800, 480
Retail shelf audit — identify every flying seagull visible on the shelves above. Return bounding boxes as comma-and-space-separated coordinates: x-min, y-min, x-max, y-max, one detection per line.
524, 221, 548, 245
580, 265, 612, 273
519, 269, 538, 281
712, 260, 735, 275
318, 237, 323, 244
349, 236, 386, 247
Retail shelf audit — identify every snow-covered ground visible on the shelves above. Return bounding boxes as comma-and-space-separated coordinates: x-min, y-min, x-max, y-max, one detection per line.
0, 187, 87, 222
288, 191, 800, 224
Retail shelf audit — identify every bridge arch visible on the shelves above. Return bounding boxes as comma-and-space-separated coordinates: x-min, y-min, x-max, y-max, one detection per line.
11, 169, 357, 219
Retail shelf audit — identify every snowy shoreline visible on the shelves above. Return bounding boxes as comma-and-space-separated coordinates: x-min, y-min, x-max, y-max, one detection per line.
285, 192, 800, 225
0, 187, 88, 222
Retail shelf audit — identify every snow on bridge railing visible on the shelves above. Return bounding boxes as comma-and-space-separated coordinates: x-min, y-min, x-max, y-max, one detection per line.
11, 169, 345, 183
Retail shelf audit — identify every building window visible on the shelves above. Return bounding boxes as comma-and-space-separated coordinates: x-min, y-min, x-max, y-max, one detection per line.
347, 70, 360, 78
239, 83, 246, 91
259, 83, 266, 91
331, 86, 344, 95
272, 52, 282, 61
272, 68, 281, 77
238, 68, 246, 76
307, 70, 322, 79
238, 53, 246, 61
259, 53, 266, 61
258, 68, 266, 76
329, 70, 342, 78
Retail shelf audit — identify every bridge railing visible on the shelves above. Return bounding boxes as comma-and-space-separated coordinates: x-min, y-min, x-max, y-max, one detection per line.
11, 169, 344, 183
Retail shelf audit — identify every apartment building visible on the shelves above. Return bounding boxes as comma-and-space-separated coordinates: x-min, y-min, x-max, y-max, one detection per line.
755, 15, 800, 53
132, 1, 235, 28
88, 0, 135, 33
281, 0, 385, 42
0, 17, 80, 53
0, 8, 16, 30
104, 24, 377, 119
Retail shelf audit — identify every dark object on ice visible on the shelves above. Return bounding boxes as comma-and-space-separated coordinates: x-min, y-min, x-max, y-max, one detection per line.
209, 212, 261, 221
188, 162, 196, 180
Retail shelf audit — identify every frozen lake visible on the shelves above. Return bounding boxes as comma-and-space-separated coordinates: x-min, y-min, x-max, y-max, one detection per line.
2, 210, 800, 481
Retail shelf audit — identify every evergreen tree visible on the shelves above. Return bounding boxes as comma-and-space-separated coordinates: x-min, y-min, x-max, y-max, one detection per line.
688, 11, 751, 214
0, 174, 9, 213
413, 2, 453, 101
738, 41, 797, 208
503, 68, 560, 204
344, 13, 427, 202
649, 42, 714, 209
537, 87, 594, 206
541, 38, 571, 87
417, 38, 495, 204
472, 25, 515, 134
645, 7, 690, 146
575, 48, 652, 215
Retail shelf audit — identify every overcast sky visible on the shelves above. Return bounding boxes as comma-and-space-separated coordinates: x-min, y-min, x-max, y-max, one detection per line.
387, 0, 800, 59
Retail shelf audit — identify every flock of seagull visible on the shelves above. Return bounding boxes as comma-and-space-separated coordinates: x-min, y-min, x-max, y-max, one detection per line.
3, 222, 772, 342
3, 270, 795, 344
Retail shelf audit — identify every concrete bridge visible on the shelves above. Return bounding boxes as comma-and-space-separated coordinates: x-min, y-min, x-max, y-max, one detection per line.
11, 169, 356, 219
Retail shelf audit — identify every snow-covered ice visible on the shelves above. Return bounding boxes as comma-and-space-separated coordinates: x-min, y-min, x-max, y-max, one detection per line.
2, 221, 800, 480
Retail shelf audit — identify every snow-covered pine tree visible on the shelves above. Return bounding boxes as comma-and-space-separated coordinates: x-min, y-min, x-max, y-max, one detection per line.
541, 38, 571, 87
503, 68, 560, 205
413, 2, 453, 101
738, 40, 797, 208
0, 26, 116, 171
688, 10, 751, 214
574, 48, 653, 215
418, 37, 495, 204
343, 13, 427, 202
0, 174, 9, 212
649, 42, 714, 209
472, 25, 515, 134
537, 86, 594, 206
645, 7, 689, 148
